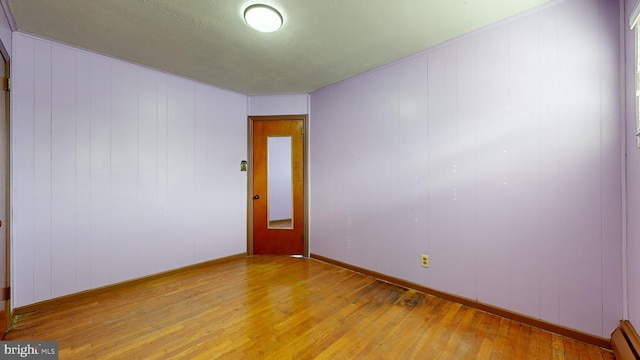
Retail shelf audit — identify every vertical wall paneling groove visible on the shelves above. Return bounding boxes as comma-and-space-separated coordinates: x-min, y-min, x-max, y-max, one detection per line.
556, 0, 604, 335
157, 74, 169, 271
110, 61, 139, 284
599, 0, 624, 336
194, 84, 206, 263
89, 54, 111, 289
13, 34, 35, 307
138, 68, 159, 277
33, 39, 52, 303
537, 2, 560, 326
415, 54, 429, 287
507, 9, 541, 321
474, 25, 511, 312
309, 0, 622, 337
51, 44, 78, 298
10, 32, 248, 308
75, 50, 92, 293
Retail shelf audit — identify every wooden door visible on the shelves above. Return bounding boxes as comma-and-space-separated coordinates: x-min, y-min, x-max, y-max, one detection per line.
252, 119, 304, 255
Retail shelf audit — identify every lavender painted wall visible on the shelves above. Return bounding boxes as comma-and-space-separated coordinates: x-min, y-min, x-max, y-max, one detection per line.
309, 0, 622, 337
10, 33, 248, 308
248, 94, 309, 116
625, 0, 640, 330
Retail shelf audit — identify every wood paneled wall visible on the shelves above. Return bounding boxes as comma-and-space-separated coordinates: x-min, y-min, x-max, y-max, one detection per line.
248, 94, 309, 116
624, 0, 640, 330
309, 0, 622, 337
11, 33, 248, 308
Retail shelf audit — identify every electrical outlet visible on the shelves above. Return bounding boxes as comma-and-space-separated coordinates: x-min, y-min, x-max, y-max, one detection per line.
421, 254, 429, 268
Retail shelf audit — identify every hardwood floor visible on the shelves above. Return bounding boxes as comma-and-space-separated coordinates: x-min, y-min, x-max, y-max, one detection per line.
5, 256, 614, 359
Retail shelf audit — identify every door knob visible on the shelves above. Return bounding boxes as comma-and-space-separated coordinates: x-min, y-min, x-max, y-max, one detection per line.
254, 195, 260, 200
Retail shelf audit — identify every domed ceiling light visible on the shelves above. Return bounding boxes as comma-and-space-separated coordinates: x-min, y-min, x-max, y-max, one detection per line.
244, 4, 283, 32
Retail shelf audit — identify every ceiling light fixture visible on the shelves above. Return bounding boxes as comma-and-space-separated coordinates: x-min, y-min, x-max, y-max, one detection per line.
244, 4, 283, 33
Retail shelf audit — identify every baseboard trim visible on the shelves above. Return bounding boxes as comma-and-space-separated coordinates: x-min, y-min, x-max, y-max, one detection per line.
611, 320, 640, 360
310, 253, 611, 350
14, 253, 247, 316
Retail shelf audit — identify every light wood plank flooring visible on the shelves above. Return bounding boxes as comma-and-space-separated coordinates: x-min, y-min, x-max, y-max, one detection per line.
5, 256, 614, 359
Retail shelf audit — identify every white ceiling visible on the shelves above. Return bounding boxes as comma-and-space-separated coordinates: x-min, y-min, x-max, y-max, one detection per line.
7, 0, 552, 95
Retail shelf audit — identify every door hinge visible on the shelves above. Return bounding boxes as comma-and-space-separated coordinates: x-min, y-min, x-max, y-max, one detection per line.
1, 77, 10, 91
1, 287, 9, 301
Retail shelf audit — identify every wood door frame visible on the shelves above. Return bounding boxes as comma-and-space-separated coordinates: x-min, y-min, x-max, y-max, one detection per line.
247, 115, 309, 257
2, 59, 9, 337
